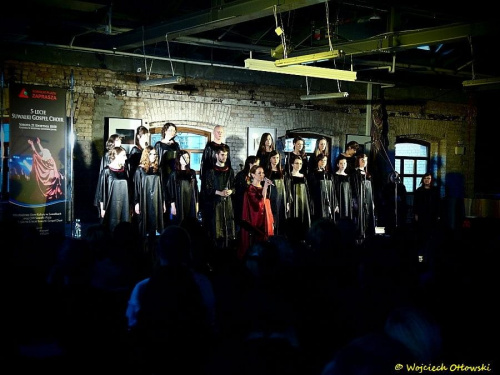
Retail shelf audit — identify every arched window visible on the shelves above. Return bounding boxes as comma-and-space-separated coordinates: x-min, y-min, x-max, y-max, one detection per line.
394, 138, 430, 193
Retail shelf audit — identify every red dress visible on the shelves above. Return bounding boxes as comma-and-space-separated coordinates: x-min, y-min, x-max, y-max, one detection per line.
238, 184, 274, 260
32, 150, 64, 200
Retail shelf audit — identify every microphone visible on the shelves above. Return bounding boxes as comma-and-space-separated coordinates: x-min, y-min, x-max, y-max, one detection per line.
264, 177, 275, 186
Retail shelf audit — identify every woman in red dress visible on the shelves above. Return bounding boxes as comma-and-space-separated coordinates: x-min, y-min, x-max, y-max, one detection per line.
28, 137, 64, 201
238, 165, 274, 260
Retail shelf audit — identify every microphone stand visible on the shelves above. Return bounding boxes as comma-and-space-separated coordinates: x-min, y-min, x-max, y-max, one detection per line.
375, 139, 400, 229
323, 169, 332, 220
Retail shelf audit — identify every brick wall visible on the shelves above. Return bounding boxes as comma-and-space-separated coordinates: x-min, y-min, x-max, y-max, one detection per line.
3, 60, 476, 221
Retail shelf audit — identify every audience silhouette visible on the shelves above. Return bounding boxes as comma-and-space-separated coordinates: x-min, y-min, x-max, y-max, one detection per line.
4, 208, 496, 374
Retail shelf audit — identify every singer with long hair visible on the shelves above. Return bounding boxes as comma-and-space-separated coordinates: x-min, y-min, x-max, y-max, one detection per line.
95, 147, 131, 232
285, 136, 308, 176
285, 154, 312, 232
256, 132, 275, 173
351, 153, 376, 241
133, 146, 165, 238
233, 155, 260, 228
129, 125, 150, 180
333, 155, 353, 223
238, 165, 274, 260
167, 150, 199, 225
154, 122, 180, 181
309, 136, 331, 173
266, 150, 289, 235
308, 153, 334, 223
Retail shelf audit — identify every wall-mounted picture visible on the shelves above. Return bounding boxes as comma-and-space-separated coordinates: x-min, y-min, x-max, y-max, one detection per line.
104, 117, 143, 154
247, 127, 277, 157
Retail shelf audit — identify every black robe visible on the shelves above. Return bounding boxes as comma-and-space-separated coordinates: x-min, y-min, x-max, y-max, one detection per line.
284, 173, 312, 230
199, 141, 231, 213
413, 185, 440, 232
167, 169, 199, 225
134, 167, 165, 237
308, 169, 335, 222
232, 169, 249, 225
95, 166, 131, 232
256, 150, 272, 172
154, 140, 180, 182
129, 146, 144, 183
268, 170, 288, 235
204, 165, 236, 246
199, 141, 232, 185
351, 169, 376, 238
333, 173, 353, 222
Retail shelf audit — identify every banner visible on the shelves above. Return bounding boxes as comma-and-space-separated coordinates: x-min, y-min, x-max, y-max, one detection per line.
9, 84, 67, 236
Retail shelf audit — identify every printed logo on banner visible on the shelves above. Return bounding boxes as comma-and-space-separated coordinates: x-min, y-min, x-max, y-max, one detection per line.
18, 88, 29, 98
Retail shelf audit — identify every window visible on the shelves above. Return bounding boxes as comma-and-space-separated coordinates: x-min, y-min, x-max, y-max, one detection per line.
395, 139, 430, 193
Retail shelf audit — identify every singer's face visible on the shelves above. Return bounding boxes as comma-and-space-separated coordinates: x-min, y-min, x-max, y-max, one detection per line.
180, 153, 190, 165
294, 141, 304, 152
214, 126, 224, 142
138, 133, 149, 148
293, 159, 302, 172
216, 151, 228, 164
165, 126, 176, 138
337, 159, 347, 170
318, 139, 327, 151
265, 135, 273, 146
116, 151, 127, 168
252, 167, 265, 182
318, 157, 327, 168
270, 154, 279, 165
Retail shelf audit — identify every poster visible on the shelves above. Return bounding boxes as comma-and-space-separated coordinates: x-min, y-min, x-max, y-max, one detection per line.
9, 84, 67, 236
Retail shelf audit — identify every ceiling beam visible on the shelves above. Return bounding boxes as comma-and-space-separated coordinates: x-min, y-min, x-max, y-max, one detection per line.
171, 36, 271, 53
101, 0, 325, 51
288, 21, 496, 58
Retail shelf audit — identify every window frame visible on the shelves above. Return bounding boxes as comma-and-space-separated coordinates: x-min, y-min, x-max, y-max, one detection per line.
394, 137, 430, 194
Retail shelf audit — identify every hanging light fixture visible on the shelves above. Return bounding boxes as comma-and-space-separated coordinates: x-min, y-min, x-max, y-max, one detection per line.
300, 92, 349, 100
244, 59, 357, 81
139, 76, 183, 86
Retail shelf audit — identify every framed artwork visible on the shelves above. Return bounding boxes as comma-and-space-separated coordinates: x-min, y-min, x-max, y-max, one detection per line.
247, 127, 277, 157
346, 134, 372, 155
104, 117, 143, 154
